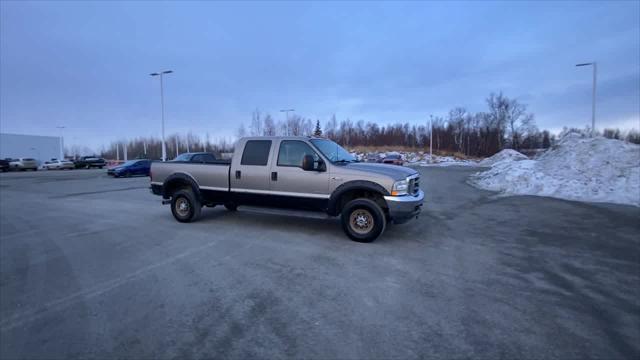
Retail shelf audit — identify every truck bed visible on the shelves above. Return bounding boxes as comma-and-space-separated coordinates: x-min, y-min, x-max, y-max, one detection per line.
150, 160, 231, 191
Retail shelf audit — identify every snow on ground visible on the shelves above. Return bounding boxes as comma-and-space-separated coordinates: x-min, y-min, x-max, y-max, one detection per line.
352, 151, 477, 166
478, 149, 528, 167
413, 155, 478, 167
469, 135, 640, 206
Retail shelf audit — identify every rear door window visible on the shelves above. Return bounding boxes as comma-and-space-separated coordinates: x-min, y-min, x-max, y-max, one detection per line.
241, 140, 272, 166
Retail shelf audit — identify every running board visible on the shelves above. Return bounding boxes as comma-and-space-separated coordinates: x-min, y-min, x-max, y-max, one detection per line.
239, 206, 332, 220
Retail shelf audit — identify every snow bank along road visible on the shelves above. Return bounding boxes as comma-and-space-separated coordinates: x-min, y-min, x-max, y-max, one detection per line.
1, 168, 638, 359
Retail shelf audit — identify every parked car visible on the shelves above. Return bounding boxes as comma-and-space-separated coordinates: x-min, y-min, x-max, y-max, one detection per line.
74, 156, 106, 169
365, 154, 379, 163
9, 158, 38, 171
0, 159, 10, 172
43, 159, 75, 170
171, 152, 219, 163
108, 159, 152, 177
378, 154, 404, 166
150, 136, 423, 242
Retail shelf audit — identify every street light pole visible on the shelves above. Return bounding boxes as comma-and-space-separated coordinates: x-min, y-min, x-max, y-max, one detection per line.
429, 115, 433, 161
56, 126, 65, 159
280, 109, 295, 136
576, 62, 597, 137
150, 70, 173, 161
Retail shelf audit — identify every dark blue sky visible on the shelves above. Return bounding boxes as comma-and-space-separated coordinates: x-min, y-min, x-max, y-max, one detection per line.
1, 1, 638, 149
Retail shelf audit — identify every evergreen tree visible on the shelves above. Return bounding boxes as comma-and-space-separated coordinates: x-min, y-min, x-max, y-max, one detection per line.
313, 120, 323, 136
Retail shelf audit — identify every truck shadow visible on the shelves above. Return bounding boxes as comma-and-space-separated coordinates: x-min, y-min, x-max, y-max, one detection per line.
195, 205, 433, 245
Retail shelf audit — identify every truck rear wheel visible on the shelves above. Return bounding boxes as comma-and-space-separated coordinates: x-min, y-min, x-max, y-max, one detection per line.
224, 202, 238, 211
341, 198, 386, 243
171, 189, 201, 223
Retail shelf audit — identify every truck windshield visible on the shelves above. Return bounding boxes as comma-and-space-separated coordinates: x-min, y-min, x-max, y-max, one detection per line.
310, 139, 356, 163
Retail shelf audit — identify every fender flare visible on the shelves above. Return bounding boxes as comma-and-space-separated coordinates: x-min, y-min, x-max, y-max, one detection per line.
327, 180, 390, 216
163, 172, 201, 201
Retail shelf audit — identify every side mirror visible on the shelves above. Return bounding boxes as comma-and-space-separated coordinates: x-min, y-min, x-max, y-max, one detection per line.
302, 154, 315, 171
317, 159, 326, 172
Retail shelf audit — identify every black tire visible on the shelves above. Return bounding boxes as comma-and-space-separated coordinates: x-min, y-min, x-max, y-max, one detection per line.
171, 189, 202, 223
224, 202, 238, 211
340, 198, 386, 243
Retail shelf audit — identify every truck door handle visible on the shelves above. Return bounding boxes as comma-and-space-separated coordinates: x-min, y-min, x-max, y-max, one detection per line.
271, 172, 277, 181
235, 170, 241, 179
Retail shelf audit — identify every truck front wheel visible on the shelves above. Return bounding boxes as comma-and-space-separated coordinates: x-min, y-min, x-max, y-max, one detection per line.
171, 189, 202, 223
341, 198, 386, 243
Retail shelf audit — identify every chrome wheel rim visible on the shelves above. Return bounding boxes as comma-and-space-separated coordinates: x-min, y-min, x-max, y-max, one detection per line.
175, 198, 190, 217
349, 209, 374, 234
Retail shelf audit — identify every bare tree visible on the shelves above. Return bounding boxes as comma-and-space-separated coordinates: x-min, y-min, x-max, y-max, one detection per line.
263, 114, 276, 136
249, 109, 262, 136
325, 114, 338, 140
449, 107, 467, 154
237, 123, 247, 138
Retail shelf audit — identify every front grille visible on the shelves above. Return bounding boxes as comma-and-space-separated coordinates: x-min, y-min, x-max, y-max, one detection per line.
409, 176, 420, 195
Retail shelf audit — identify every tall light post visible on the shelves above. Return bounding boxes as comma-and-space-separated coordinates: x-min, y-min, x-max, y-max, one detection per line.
56, 126, 65, 159
150, 70, 173, 161
429, 115, 433, 161
576, 62, 597, 137
280, 109, 295, 136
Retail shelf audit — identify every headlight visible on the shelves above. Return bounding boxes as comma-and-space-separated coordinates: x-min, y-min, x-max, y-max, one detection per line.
391, 179, 408, 196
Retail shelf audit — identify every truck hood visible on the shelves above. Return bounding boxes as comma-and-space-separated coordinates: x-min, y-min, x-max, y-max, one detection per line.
340, 162, 417, 180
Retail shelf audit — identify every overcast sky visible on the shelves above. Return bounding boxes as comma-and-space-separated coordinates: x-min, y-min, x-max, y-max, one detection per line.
1, 1, 639, 150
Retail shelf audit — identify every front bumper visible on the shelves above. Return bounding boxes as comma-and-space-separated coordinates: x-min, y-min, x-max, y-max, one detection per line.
384, 189, 424, 224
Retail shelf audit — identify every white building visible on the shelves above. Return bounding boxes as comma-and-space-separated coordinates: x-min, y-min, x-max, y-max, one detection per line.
0, 133, 63, 164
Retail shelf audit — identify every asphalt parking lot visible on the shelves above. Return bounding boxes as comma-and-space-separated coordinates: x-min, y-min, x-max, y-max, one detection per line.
1, 167, 638, 359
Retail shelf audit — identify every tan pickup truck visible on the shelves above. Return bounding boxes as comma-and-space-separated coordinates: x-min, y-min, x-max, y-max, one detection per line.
150, 136, 424, 242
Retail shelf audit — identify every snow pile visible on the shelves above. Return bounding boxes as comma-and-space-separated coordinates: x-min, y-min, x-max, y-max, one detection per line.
478, 149, 528, 167
469, 136, 640, 206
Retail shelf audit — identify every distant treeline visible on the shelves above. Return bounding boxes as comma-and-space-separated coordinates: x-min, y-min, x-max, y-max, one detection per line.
97, 134, 235, 161
234, 92, 639, 156
93, 92, 639, 160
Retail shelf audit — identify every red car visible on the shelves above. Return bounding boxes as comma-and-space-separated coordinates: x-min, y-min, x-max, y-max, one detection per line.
378, 154, 404, 166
